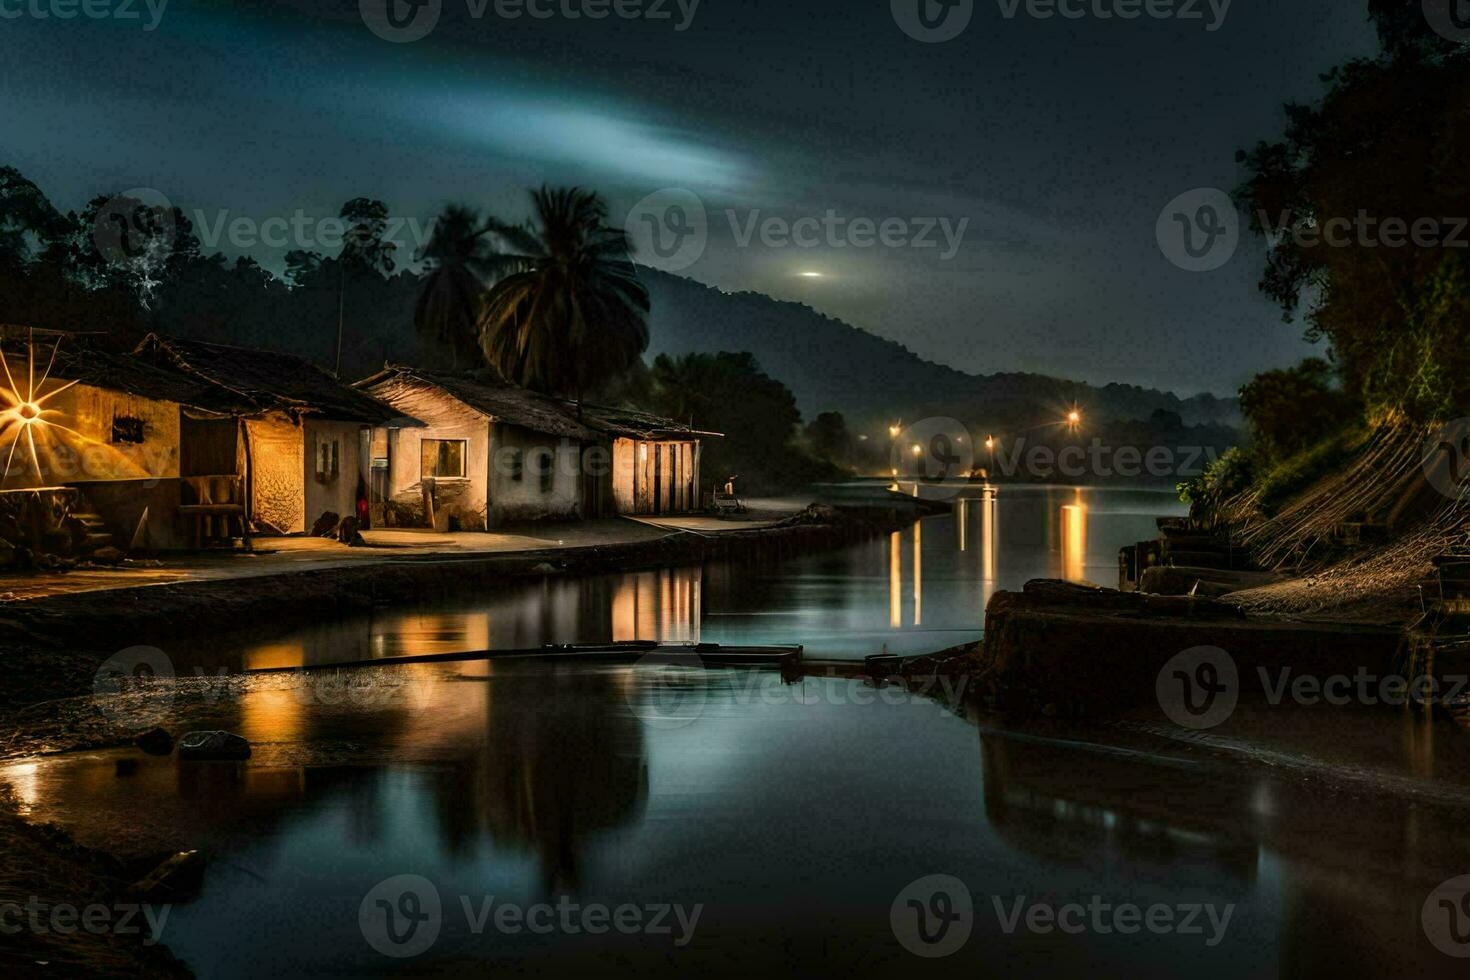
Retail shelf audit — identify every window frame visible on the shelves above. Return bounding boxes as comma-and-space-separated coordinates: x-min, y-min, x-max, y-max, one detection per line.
421, 438, 468, 481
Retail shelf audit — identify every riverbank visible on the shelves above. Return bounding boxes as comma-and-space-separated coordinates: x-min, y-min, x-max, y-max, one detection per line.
972, 579, 1407, 717
0, 497, 943, 714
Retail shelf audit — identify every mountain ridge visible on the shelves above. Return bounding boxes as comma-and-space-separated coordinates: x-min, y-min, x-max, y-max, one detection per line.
640, 268, 1242, 432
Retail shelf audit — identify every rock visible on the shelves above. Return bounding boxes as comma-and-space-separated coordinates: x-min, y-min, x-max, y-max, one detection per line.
133, 850, 205, 903
91, 546, 127, 565
336, 516, 365, 546
134, 728, 174, 756
310, 511, 341, 538
178, 730, 251, 761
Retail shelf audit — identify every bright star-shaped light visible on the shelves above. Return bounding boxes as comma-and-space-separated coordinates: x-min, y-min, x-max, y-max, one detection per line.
0, 340, 85, 483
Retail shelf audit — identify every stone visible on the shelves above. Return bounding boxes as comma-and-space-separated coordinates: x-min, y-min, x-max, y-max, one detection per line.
336, 516, 365, 546
133, 850, 205, 902
177, 730, 252, 761
310, 511, 341, 537
134, 728, 174, 756
91, 546, 126, 565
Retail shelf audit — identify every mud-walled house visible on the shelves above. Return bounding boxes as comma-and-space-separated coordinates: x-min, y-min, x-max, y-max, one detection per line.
578, 405, 714, 517
0, 335, 229, 554
130, 335, 415, 539
356, 367, 606, 529
357, 367, 717, 527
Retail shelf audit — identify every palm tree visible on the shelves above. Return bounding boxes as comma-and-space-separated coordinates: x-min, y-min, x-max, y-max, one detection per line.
478, 187, 650, 404
413, 205, 502, 370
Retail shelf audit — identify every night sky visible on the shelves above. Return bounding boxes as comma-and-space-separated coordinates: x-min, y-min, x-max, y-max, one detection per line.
2, 0, 1380, 395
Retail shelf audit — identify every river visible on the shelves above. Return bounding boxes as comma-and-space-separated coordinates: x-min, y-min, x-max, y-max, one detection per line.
3, 486, 1469, 977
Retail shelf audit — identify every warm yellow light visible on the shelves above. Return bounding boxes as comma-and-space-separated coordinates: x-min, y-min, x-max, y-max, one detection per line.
985, 435, 995, 450
798, 271, 824, 278
911, 444, 923, 457
888, 425, 901, 439
1068, 410, 1082, 425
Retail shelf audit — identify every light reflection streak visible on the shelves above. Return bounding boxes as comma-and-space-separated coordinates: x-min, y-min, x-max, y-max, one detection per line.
1061, 492, 1088, 583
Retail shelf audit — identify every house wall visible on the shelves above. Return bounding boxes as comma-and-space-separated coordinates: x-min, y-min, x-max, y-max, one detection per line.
304, 419, 366, 527
613, 438, 702, 516
84, 478, 184, 551
612, 439, 637, 514
0, 376, 181, 492
370, 382, 490, 531
246, 414, 305, 534
181, 417, 243, 477
488, 423, 582, 525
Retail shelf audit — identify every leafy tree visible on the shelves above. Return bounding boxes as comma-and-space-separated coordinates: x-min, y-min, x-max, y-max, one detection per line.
0, 166, 67, 266
648, 351, 829, 492
413, 205, 499, 369
1237, 3, 1470, 422
1238, 358, 1356, 462
804, 411, 853, 468
478, 187, 649, 403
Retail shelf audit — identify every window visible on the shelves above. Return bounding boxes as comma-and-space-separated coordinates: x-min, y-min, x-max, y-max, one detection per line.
538, 451, 555, 493
509, 449, 524, 482
111, 416, 145, 444
315, 439, 340, 481
421, 439, 467, 479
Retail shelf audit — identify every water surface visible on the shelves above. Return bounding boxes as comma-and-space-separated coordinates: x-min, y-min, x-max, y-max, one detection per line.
5, 486, 1468, 978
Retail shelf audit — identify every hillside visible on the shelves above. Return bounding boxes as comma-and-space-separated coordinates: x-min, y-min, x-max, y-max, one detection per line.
640, 269, 1240, 432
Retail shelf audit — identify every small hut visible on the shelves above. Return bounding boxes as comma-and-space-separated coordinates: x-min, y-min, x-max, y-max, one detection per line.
131, 335, 413, 536
356, 366, 605, 529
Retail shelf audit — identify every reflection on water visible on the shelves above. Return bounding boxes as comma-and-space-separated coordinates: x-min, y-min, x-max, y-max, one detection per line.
5, 670, 1470, 977
209, 485, 1182, 670
1061, 492, 1089, 583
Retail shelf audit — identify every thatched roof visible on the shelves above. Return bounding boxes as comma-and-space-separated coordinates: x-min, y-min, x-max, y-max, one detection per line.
357, 366, 603, 441
134, 334, 403, 424
0, 340, 247, 417
357, 366, 717, 443
577, 404, 720, 441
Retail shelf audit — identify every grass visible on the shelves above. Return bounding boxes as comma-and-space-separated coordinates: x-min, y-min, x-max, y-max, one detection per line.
1255, 422, 1372, 515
